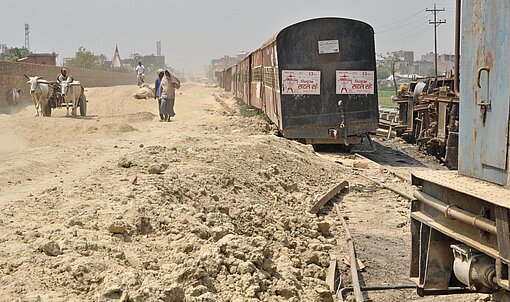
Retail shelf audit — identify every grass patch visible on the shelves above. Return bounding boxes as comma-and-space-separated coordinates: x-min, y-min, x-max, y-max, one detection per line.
239, 103, 259, 117
378, 85, 397, 108
238, 102, 272, 124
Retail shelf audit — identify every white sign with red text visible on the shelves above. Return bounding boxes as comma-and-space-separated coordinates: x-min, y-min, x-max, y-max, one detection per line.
336, 70, 374, 95
282, 70, 321, 95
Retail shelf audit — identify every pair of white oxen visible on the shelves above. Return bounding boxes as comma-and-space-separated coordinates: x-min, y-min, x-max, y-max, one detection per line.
25, 75, 82, 117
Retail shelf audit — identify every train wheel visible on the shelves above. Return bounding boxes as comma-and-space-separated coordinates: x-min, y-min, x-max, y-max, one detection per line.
338, 144, 352, 153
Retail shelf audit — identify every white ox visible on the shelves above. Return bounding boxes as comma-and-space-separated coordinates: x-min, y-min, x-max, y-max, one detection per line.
60, 79, 82, 116
25, 75, 51, 117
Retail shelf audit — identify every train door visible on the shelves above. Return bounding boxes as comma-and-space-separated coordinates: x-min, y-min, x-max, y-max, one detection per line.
260, 51, 266, 113
250, 51, 263, 110
262, 46, 274, 120
244, 54, 251, 104
232, 66, 237, 96
459, 0, 510, 185
264, 43, 280, 127
272, 44, 281, 128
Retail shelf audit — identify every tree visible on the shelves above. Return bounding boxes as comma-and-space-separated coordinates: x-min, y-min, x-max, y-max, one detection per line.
124, 53, 166, 73
66, 47, 102, 69
376, 62, 391, 80
6, 47, 29, 62
376, 53, 399, 80
130, 53, 142, 63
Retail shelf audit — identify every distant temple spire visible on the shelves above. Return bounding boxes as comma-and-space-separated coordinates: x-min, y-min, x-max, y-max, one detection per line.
111, 45, 123, 69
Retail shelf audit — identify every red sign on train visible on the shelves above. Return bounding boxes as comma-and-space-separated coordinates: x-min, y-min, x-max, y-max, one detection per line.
282, 70, 321, 95
336, 70, 374, 95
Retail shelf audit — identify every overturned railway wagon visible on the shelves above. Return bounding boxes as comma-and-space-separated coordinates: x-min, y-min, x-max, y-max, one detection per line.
219, 18, 378, 147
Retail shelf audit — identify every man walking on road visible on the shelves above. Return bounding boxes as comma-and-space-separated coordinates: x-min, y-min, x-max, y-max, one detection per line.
154, 69, 165, 121
135, 62, 145, 87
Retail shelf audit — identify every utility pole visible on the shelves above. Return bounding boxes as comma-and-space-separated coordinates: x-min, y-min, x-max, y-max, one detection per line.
156, 41, 161, 56
24, 23, 30, 51
426, 4, 446, 78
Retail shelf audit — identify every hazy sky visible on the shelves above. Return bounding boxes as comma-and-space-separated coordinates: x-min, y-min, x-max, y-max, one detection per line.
1, 0, 455, 75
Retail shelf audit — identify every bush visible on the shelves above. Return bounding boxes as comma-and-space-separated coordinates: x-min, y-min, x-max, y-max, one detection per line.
238, 102, 271, 123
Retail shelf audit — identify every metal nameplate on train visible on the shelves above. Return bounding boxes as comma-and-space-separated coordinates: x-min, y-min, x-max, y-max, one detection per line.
318, 40, 339, 54
336, 70, 374, 95
282, 70, 321, 95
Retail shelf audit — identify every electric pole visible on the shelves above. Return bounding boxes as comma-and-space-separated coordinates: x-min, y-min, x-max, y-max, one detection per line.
24, 23, 30, 51
156, 41, 161, 56
426, 4, 446, 78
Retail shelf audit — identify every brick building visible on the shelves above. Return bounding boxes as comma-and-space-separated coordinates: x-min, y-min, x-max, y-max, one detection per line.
19, 53, 57, 65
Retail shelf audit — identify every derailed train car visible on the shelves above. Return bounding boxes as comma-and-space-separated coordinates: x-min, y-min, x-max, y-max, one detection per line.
221, 18, 378, 148
410, 1, 510, 300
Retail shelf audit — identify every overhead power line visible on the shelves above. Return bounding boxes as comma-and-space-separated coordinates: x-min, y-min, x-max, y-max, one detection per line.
376, 19, 431, 45
376, 13, 430, 35
375, 7, 426, 31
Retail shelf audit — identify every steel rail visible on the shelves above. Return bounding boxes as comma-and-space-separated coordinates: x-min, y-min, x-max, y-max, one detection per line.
333, 203, 364, 301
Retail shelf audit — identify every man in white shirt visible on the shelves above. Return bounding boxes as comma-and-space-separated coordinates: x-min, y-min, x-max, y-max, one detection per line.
135, 62, 145, 87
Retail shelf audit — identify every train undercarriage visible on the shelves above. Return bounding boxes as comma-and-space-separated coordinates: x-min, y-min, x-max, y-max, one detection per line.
380, 76, 459, 169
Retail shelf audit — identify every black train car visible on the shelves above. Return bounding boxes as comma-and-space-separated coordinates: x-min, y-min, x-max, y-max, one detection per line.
230, 17, 378, 147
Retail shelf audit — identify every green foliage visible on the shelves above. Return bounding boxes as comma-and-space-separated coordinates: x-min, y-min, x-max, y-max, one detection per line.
124, 53, 166, 73
6, 47, 29, 62
378, 84, 397, 107
66, 47, 104, 70
376, 53, 400, 80
239, 102, 271, 123
377, 62, 391, 80
239, 103, 258, 117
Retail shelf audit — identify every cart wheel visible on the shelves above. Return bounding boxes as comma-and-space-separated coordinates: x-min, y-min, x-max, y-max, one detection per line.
79, 94, 87, 116
43, 102, 52, 117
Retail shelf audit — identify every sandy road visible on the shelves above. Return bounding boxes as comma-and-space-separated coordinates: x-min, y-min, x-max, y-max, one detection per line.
0, 84, 479, 301
0, 84, 221, 203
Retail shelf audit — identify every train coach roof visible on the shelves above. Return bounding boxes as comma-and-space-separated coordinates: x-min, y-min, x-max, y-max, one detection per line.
258, 17, 374, 50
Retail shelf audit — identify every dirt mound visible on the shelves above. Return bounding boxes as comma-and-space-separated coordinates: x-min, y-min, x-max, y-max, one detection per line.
0, 135, 346, 301
126, 112, 157, 123
0, 84, 471, 302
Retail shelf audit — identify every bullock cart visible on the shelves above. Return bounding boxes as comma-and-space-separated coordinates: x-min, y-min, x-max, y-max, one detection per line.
45, 81, 87, 117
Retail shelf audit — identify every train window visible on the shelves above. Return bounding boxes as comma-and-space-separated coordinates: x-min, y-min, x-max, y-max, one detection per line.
264, 67, 274, 88
252, 67, 262, 82
274, 66, 279, 90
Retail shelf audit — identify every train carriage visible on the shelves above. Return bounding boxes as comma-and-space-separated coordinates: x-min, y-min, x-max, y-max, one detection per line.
276, 18, 378, 146
228, 17, 378, 147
